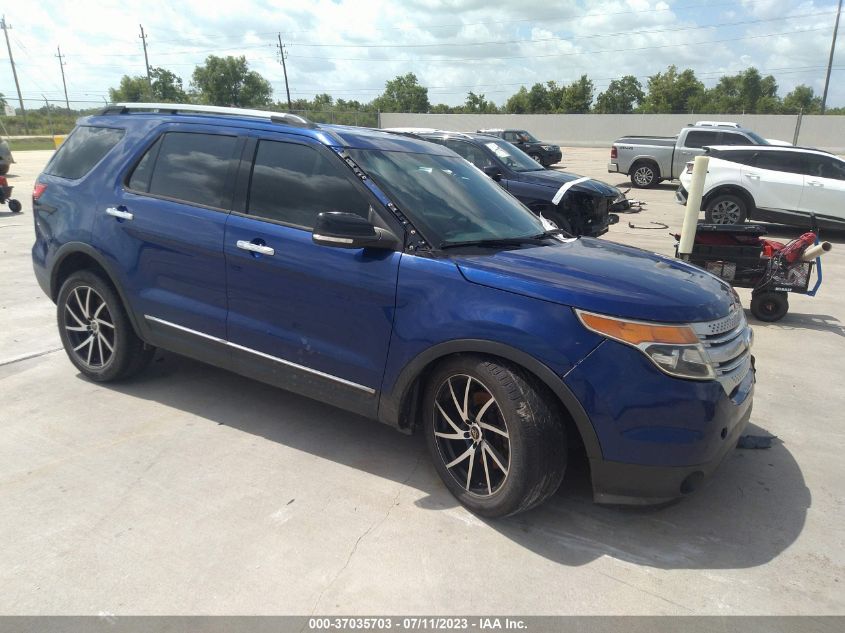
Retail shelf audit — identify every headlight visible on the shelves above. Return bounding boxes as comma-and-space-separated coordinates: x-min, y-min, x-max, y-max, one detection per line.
542, 145, 556, 151
576, 310, 715, 380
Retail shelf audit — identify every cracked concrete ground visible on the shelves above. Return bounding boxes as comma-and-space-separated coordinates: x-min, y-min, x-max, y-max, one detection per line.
0, 148, 843, 615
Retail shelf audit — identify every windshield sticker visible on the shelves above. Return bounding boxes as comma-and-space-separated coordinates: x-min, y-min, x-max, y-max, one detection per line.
485, 142, 512, 159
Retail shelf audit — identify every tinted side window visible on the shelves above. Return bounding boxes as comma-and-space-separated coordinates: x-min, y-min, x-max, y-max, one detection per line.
444, 140, 494, 170
145, 132, 238, 208
685, 131, 720, 148
127, 137, 162, 193
503, 132, 518, 142
46, 126, 124, 180
754, 151, 803, 174
804, 155, 845, 180
714, 150, 756, 166
248, 140, 369, 228
720, 132, 753, 146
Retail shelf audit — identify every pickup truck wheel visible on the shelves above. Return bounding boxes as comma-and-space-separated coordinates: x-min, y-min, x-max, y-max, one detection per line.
424, 356, 566, 518
630, 162, 658, 188
751, 291, 789, 322
529, 153, 543, 164
57, 270, 155, 382
705, 194, 747, 224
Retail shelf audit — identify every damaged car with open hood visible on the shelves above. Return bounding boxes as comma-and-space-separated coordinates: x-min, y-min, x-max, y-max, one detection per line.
385, 128, 628, 237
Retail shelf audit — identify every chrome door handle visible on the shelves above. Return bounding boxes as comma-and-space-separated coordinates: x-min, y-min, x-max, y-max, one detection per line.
236, 240, 275, 256
807, 181, 824, 187
745, 173, 760, 179
105, 206, 133, 220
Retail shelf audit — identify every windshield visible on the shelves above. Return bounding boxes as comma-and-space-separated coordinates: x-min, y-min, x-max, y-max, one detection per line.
349, 149, 545, 247
744, 130, 769, 145
483, 140, 544, 172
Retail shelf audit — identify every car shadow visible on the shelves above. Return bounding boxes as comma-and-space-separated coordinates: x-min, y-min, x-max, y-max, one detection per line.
96, 351, 810, 571
614, 180, 678, 192
747, 310, 845, 337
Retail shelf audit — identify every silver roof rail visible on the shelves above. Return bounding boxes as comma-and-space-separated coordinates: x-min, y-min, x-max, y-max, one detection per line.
100, 102, 315, 128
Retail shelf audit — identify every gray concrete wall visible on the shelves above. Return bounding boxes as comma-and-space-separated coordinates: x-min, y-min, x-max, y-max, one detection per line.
379, 113, 845, 152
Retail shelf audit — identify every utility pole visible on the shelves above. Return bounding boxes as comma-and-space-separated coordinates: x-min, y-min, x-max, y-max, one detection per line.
43, 95, 54, 135
139, 24, 152, 91
822, 0, 843, 114
56, 45, 70, 110
277, 33, 292, 111
1, 16, 28, 133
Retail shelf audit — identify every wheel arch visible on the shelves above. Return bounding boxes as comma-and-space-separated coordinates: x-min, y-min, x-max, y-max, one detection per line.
50, 243, 143, 336
629, 157, 661, 179
702, 184, 756, 213
378, 339, 602, 462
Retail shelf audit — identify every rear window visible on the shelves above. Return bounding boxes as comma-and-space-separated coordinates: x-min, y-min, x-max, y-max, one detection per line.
45, 126, 124, 180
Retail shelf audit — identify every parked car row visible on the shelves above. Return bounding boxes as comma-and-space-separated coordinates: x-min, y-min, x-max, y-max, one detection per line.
32, 103, 755, 518
386, 128, 624, 237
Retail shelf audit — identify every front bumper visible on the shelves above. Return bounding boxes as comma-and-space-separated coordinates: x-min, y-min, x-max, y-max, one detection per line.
565, 339, 756, 505
545, 150, 563, 165
675, 184, 688, 205
607, 162, 619, 173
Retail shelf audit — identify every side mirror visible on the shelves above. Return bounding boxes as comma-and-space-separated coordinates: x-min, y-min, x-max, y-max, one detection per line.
312, 212, 400, 250
483, 165, 502, 182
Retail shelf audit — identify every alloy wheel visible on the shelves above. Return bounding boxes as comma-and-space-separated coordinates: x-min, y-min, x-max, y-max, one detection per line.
63, 286, 116, 369
633, 166, 653, 186
432, 374, 510, 497
710, 200, 742, 224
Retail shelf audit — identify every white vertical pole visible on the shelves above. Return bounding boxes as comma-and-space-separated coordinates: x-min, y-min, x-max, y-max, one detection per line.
678, 155, 710, 259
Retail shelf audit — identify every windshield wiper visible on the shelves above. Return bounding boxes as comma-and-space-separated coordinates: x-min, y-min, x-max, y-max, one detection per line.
440, 230, 570, 250
439, 236, 546, 250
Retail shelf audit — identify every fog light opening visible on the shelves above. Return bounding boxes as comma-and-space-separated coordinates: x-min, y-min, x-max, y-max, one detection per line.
680, 471, 705, 495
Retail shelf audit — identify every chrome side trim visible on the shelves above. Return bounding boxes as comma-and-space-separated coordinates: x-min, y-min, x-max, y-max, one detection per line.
144, 315, 376, 394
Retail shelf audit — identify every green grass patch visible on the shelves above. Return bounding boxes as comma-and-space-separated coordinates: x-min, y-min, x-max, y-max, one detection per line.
8, 138, 56, 151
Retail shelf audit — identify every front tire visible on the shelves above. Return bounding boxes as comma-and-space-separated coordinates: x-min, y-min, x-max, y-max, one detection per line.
57, 270, 155, 382
529, 153, 543, 165
705, 194, 748, 224
423, 356, 566, 518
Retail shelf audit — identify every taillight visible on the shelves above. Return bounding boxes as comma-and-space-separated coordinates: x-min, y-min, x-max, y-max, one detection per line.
0, 176, 7, 187
610, 146, 618, 159
33, 182, 47, 201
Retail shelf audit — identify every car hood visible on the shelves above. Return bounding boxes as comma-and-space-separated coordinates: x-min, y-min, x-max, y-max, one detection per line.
517, 170, 621, 198
452, 238, 735, 323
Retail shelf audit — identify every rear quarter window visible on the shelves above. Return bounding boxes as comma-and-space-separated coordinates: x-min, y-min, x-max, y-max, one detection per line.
45, 126, 125, 180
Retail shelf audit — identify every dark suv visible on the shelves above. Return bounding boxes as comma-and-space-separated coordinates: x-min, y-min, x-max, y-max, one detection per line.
32, 104, 755, 517
400, 129, 624, 237
477, 128, 562, 166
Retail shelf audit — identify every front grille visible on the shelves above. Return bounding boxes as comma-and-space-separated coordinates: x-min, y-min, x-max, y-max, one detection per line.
691, 309, 753, 395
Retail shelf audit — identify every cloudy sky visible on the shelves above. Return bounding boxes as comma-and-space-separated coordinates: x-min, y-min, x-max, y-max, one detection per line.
2, 0, 843, 110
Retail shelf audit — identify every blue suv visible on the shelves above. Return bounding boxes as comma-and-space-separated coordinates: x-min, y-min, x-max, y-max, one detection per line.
32, 104, 755, 517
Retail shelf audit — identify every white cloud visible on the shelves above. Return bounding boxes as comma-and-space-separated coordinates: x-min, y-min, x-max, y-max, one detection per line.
1, 0, 842, 110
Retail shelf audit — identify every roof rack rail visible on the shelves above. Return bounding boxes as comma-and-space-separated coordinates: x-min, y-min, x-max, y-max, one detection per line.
99, 103, 316, 129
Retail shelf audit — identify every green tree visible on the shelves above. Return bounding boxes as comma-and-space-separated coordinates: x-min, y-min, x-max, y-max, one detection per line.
527, 82, 552, 113
372, 73, 430, 112
698, 68, 780, 114
640, 65, 705, 114
191, 55, 273, 108
782, 84, 822, 114
594, 76, 644, 113
504, 86, 531, 113
560, 75, 594, 113
463, 91, 497, 113
108, 75, 152, 102
150, 67, 186, 102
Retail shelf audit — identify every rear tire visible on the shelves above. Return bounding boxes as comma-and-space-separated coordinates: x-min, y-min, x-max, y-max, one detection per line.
750, 291, 789, 322
630, 161, 659, 188
7, 199, 21, 213
57, 270, 155, 382
705, 194, 748, 225
423, 355, 567, 518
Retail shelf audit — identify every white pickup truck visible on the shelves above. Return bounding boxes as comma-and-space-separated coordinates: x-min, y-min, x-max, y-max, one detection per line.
608, 123, 772, 188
